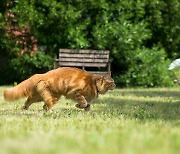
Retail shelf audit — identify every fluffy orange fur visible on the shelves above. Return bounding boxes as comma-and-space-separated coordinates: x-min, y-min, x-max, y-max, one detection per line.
3, 67, 115, 111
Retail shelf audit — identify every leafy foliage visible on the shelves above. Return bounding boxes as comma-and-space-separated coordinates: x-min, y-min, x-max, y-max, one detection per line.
0, 52, 52, 84
0, 0, 179, 86
115, 47, 174, 87
10, 51, 53, 81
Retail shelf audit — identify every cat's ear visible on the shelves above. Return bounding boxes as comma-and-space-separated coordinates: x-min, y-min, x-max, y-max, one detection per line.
93, 75, 104, 80
93, 75, 104, 81
104, 72, 111, 77
103, 72, 111, 80
107, 71, 111, 76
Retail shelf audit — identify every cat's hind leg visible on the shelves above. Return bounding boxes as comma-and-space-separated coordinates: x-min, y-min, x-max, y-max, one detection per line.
23, 95, 41, 110
23, 97, 33, 110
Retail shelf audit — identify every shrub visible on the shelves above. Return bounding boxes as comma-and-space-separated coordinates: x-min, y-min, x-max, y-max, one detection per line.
115, 47, 174, 87
1, 0, 179, 86
0, 51, 53, 84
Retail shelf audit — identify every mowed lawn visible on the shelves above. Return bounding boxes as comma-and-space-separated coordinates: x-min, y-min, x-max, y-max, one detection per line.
0, 86, 179, 154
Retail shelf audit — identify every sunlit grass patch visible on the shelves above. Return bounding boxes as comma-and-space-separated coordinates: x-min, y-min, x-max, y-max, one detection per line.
0, 86, 179, 154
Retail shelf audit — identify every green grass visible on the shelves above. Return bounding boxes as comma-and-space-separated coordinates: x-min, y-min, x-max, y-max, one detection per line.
0, 86, 180, 154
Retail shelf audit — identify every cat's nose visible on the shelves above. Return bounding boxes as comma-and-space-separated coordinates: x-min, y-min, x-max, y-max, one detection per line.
113, 83, 116, 88
112, 83, 116, 89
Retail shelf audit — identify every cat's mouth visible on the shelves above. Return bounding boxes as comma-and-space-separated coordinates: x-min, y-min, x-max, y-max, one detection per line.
109, 83, 116, 90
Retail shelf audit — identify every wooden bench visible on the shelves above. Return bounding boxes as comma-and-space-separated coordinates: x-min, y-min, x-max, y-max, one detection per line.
54, 49, 111, 74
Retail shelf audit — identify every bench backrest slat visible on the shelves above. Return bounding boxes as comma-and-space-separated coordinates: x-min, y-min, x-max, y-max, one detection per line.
60, 49, 109, 54
58, 49, 109, 67
59, 53, 109, 59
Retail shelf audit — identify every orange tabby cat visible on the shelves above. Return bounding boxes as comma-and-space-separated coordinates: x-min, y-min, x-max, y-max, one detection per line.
3, 67, 115, 111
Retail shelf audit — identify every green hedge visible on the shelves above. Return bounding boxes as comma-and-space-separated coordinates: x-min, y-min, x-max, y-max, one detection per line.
115, 47, 174, 87
0, 0, 179, 86
0, 52, 52, 84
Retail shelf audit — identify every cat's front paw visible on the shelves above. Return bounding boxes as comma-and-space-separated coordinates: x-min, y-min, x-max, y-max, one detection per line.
22, 105, 28, 110
43, 104, 52, 112
75, 103, 90, 110
75, 103, 84, 109
84, 104, 91, 111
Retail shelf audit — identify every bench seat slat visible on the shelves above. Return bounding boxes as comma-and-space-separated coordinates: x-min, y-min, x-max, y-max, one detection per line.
58, 62, 107, 67
57, 58, 109, 63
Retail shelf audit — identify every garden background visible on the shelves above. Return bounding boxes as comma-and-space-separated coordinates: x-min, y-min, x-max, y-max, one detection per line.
0, 0, 179, 87
0, 1, 180, 154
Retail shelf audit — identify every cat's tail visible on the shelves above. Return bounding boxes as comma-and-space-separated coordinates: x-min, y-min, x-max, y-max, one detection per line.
3, 79, 32, 101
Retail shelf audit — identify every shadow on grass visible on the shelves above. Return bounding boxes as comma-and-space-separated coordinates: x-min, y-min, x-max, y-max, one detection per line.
109, 89, 180, 99
0, 89, 179, 122
0, 101, 179, 122
94, 89, 180, 121
0, 108, 41, 117
96, 97, 180, 121
0, 105, 86, 118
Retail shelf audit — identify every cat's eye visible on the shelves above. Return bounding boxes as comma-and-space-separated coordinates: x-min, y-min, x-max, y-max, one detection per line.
107, 80, 114, 83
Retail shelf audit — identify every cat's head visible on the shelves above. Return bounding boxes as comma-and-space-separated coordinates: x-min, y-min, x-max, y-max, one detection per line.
94, 73, 116, 94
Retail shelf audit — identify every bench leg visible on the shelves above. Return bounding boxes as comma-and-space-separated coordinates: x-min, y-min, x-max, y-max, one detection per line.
108, 61, 111, 74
